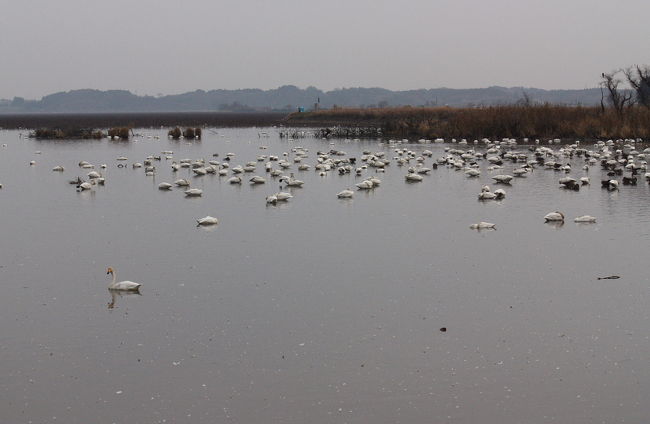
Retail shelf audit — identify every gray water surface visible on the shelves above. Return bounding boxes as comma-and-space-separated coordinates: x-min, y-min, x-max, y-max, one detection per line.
1, 129, 649, 424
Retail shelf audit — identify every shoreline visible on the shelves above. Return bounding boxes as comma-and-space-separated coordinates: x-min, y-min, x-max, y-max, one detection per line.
0, 111, 288, 130
2, 105, 649, 142
284, 106, 650, 140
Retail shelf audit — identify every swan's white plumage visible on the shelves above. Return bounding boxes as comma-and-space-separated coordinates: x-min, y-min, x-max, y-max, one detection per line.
544, 211, 565, 222
107, 267, 141, 291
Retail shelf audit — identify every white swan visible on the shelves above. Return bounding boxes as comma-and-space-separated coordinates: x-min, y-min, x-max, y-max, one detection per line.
52, 166, 65, 172
492, 174, 513, 184
275, 191, 293, 201
158, 182, 173, 190
544, 211, 565, 222
574, 215, 596, 223
281, 175, 304, 187
174, 178, 190, 187
197, 216, 219, 226
337, 189, 354, 198
249, 176, 266, 184
228, 176, 242, 184
405, 173, 423, 182
184, 188, 203, 197
107, 267, 141, 291
356, 179, 374, 190
469, 222, 496, 230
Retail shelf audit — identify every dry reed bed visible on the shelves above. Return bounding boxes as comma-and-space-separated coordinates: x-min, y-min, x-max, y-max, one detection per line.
287, 106, 650, 140
0, 112, 287, 130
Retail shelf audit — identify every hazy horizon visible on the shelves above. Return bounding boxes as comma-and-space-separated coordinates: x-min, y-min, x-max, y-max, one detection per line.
2, 0, 648, 99
1, 84, 603, 102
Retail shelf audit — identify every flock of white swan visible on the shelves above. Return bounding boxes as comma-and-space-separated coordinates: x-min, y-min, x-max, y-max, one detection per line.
5, 132, 650, 291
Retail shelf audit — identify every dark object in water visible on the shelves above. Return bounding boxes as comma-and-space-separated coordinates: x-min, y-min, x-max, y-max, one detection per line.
622, 176, 637, 185
597, 275, 620, 280
439, 327, 447, 332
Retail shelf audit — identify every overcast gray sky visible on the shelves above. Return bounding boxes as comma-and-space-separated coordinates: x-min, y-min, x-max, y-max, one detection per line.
1, 0, 648, 99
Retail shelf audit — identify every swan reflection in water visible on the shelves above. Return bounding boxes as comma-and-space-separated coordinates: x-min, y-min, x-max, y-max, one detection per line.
544, 220, 565, 229
107, 289, 142, 309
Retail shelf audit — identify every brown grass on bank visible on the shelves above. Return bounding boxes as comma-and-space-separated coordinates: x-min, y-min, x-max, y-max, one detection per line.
108, 127, 131, 139
287, 105, 650, 140
31, 127, 104, 139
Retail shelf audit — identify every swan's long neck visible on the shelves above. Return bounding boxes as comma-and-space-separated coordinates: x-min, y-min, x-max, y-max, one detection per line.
110, 271, 116, 287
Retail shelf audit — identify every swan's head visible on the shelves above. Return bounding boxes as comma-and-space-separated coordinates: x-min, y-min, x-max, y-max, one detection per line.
106, 267, 114, 275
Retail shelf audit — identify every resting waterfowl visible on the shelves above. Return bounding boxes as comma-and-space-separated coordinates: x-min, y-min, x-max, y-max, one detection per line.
77, 182, 92, 191
197, 216, 219, 226
249, 176, 266, 184
405, 173, 423, 182
492, 174, 513, 184
493, 189, 506, 199
275, 191, 293, 201
469, 222, 496, 230
574, 215, 596, 223
544, 211, 565, 222
107, 267, 141, 291
478, 191, 497, 200
337, 189, 354, 198
280, 175, 304, 187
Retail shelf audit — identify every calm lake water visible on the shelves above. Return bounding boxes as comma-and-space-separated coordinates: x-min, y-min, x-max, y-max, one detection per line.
1, 128, 650, 424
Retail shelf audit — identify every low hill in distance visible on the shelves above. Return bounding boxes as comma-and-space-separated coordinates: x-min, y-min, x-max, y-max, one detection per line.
0, 86, 602, 114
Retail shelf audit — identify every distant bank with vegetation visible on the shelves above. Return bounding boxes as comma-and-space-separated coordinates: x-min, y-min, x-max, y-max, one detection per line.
4, 65, 649, 141
288, 65, 650, 140
285, 105, 650, 140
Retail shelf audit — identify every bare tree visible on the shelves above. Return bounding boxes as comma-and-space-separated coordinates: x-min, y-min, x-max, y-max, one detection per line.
600, 70, 634, 116
624, 65, 650, 109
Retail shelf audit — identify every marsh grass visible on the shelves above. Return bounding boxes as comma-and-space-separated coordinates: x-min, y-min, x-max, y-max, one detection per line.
31, 127, 104, 139
288, 106, 650, 139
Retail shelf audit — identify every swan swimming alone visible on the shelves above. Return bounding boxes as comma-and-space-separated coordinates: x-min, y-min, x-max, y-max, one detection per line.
107, 267, 141, 291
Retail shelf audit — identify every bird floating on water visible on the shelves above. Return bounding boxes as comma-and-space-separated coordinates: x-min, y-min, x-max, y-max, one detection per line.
197, 216, 219, 226
107, 267, 141, 291
470, 222, 496, 230
544, 211, 565, 222
574, 215, 596, 223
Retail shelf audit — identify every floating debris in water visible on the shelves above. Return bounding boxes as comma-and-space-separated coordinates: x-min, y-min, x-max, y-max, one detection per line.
597, 275, 620, 280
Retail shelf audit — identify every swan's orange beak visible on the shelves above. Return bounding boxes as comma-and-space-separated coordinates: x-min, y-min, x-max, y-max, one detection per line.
106, 267, 113, 274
